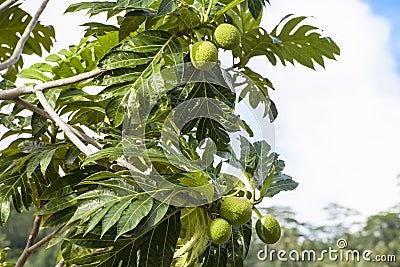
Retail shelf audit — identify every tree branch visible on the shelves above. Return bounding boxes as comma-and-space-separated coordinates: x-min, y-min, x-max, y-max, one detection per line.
26, 230, 56, 254
0, 69, 104, 100
15, 215, 42, 267
36, 90, 94, 156
0, 0, 18, 13
16, 89, 136, 173
0, 0, 50, 71
14, 98, 102, 149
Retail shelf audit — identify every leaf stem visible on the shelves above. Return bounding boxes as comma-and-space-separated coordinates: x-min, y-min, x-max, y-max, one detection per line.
252, 206, 263, 220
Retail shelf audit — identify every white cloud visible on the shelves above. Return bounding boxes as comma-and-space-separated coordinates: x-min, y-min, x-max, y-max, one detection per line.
249, 0, 400, 224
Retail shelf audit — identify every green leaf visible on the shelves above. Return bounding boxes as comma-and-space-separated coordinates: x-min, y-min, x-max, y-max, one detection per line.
260, 165, 274, 197
26, 148, 56, 178
18, 67, 52, 82
38, 194, 77, 215
0, 79, 16, 90
65, 1, 123, 18
247, 0, 263, 19
99, 30, 183, 70
0, 173, 32, 212
119, 10, 155, 41
199, 242, 227, 267
0, 4, 55, 79
157, 0, 178, 16
105, 96, 126, 127
173, 207, 209, 266
67, 197, 115, 226
31, 112, 48, 137
264, 173, 298, 197
116, 0, 160, 8
116, 194, 153, 239
39, 148, 56, 175
237, 15, 340, 68
138, 209, 181, 267
0, 196, 10, 226
40, 173, 85, 200
213, 0, 243, 21
68, 209, 181, 266
65, 146, 81, 168
268, 98, 278, 122
237, 67, 273, 117
132, 200, 169, 236
81, 22, 119, 37
83, 147, 124, 166
101, 195, 134, 237
226, 4, 262, 33
199, 220, 252, 266
253, 140, 275, 190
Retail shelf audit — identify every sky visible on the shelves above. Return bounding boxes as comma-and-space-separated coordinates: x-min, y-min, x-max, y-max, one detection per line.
19, 0, 400, 225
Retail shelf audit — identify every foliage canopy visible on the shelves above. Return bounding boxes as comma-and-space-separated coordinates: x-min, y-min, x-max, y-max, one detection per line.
0, 0, 339, 266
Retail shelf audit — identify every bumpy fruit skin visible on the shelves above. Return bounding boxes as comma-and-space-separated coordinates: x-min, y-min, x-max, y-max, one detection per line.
214, 23, 241, 50
190, 41, 218, 70
208, 218, 232, 244
219, 197, 252, 226
256, 215, 281, 244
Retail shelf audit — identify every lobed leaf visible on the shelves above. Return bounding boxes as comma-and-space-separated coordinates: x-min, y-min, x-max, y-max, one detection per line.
237, 15, 340, 69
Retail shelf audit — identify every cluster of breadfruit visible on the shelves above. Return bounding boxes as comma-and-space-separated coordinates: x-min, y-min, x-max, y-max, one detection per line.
190, 23, 241, 70
207, 196, 282, 245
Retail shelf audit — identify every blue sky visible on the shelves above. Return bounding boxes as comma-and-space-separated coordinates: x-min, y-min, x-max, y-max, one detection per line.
363, 0, 400, 71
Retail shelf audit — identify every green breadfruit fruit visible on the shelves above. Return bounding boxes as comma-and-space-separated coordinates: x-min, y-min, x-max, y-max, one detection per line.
219, 196, 252, 226
214, 23, 241, 50
190, 41, 218, 70
256, 215, 281, 244
207, 218, 232, 244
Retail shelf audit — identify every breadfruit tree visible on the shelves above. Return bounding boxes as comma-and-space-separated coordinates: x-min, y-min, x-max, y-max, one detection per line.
0, 0, 339, 266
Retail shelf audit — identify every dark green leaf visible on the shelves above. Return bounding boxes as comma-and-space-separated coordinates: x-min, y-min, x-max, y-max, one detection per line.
157, 0, 178, 16
119, 10, 155, 41
116, 0, 159, 8
38, 194, 77, 215
116, 194, 153, 238
264, 173, 298, 197
0, 4, 55, 79
248, 0, 262, 19
105, 96, 126, 127
237, 16, 340, 69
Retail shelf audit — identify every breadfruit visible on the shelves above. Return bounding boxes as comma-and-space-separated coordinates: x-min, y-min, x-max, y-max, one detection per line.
214, 23, 241, 50
256, 215, 281, 244
219, 196, 252, 226
190, 41, 218, 70
208, 218, 232, 244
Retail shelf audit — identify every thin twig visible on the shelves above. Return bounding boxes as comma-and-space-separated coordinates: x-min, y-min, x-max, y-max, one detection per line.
0, 0, 18, 13
15, 215, 43, 267
14, 97, 50, 118
36, 91, 94, 156
26, 230, 56, 254
0, 0, 50, 71
0, 69, 104, 100
14, 98, 102, 149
